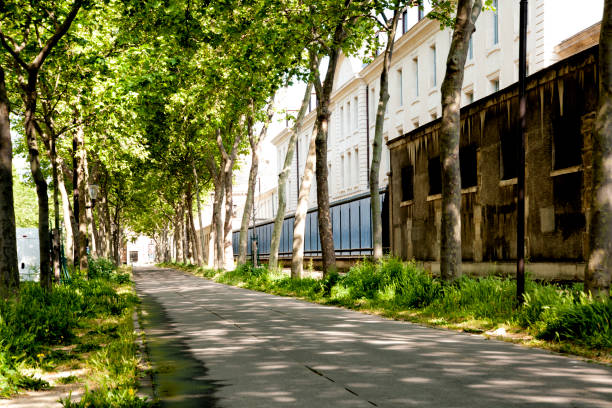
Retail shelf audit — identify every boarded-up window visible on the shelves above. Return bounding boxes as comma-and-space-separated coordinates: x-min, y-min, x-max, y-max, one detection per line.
401, 165, 414, 201
428, 157, 442, 195
460, 145, 477, 188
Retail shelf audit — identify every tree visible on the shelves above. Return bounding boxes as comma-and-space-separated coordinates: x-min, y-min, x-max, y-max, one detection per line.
369, 1, 405, 261
238, 101, 274, 265
308, 0, 374, 275
438, 0, 483, 281
269, 82, 313, 271
0, 0, 84, 290
585, 0, 612, 297
0, 65, 18, 296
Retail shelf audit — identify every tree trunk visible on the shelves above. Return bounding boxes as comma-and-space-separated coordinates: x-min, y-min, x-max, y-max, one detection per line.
174, 214, 181, 263
218, 128, 242, 271
586, 0, 612, 297
187, 187, 203, 266
75, 126, 88, 273
111, 206, 121, 266
370, 8, 401, 261
23, 73, 53, 290
50, 131, 61, 281
101, 183, 112, 259
57, 164, 74, 266
193, 165, 206, 265
292, 127, 317, 278
213, 177, 225, 269
439, 0, 482, 281
223, 161, 235, 270
313, 47, 341, 275
82, 155, 97, 257
239, 104, 273, 265
0, 65, 19, 296
269, 83, 313, 270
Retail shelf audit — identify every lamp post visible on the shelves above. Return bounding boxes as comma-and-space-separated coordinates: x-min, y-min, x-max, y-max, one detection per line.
88, 184, 100, 208
85, 184, 99, 257
517, 0, 528, 305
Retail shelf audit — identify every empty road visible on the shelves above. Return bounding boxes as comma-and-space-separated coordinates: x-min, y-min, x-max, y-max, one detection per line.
134, 267, 612, 407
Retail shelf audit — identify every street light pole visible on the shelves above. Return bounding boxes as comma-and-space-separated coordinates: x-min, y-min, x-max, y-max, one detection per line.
517, 0, 528, 305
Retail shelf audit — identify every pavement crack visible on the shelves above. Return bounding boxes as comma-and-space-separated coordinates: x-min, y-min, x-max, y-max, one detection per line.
304, 365, 335, 383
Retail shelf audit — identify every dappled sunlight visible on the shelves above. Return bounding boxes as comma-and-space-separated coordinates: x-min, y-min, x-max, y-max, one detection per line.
134, 267, 612, 407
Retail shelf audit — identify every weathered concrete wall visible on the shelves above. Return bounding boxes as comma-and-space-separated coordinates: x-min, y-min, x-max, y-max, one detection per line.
388, 46, 598, 274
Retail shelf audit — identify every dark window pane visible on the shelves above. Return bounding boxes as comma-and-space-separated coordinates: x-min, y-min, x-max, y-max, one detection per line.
401, 165, 414, 201
428, 157, 442, 195
460, 145, 477, 188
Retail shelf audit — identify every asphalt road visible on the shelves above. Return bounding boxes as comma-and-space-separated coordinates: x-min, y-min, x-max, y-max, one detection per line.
133, 267, 612, 408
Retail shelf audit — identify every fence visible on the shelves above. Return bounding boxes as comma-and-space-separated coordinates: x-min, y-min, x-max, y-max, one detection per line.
232, 190, 389, 259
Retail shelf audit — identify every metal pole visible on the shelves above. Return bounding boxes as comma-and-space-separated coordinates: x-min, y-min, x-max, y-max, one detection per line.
517, 0, 528, 305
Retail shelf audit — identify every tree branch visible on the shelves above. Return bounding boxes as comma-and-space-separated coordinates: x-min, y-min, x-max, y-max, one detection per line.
31, 0, 83, 70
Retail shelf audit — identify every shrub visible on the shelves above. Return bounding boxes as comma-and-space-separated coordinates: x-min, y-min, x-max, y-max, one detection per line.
88, 258, 116, 280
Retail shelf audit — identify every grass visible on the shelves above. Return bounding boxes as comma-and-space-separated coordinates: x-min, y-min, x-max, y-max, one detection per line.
0, 258, 152, 406
161, 259, 612, 364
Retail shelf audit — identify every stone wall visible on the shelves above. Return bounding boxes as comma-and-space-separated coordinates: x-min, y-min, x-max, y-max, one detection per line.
387, 46, 598, 278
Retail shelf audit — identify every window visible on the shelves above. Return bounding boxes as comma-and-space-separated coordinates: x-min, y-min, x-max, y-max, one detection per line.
402, 10, 408, 34
552, 112, 582, 170
428, 157, 442, 195
468, 37, 473, 60
346, 102, 351, 133
354, 96, 359, 129
491, 78, 500, 92
346, 151, 352, 189
413, 57, 419, 97
341, 154, 346, 189
500, 131, 519, 180
353, 149, 359, 187
340, 107, 344, 138
401, 165, 414, 201
398, 69, 403, 106
431, 45, 437, 87
493, 0, 499, 45
465, 90, 474, 105
460, 145, 478, 188
328, 163, 333, 195
418, 6, 424, 21
370, 87, 376, 121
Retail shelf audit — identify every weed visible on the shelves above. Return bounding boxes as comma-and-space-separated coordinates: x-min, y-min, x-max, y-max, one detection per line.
57, 375, 79, 384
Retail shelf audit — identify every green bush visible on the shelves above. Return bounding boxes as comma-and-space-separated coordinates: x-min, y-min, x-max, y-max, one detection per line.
88, 258, 116, 280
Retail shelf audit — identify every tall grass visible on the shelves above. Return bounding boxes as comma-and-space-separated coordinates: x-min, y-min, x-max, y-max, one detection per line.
165, 258, 612, 353
0, 258, 149, 405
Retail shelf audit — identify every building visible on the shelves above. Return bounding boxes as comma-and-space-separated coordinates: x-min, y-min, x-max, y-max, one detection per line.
388, 46, 597, 280
223, 1, 602, 267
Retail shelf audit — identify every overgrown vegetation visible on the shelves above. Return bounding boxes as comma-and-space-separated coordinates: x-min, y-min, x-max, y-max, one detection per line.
162, 259, 612, 361
0, 258, 150, 406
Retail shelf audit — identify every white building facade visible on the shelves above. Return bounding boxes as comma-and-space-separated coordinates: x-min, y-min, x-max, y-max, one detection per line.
257, 0, 602, 220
